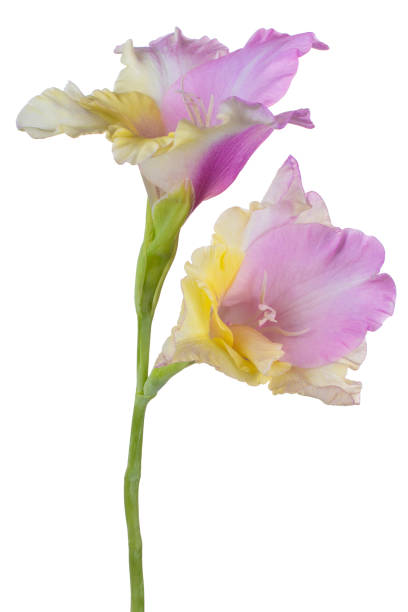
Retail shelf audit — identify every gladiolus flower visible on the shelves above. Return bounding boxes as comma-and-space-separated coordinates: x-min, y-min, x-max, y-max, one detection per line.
16, 28, 327, 208
158, 157, 396, 405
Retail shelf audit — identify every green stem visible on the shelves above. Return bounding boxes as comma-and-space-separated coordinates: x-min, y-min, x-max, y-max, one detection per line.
126, 234, 153, 612
136, 314, 152, 395
124, 392, 150, 612
124, 188, 192, 611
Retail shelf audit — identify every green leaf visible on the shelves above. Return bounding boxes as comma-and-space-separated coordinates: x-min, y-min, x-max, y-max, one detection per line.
143, 362, 193, 399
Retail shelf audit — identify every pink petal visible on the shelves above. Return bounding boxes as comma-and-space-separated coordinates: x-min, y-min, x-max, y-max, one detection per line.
242, 156, 332, 249
242, 155, 310, 248
140, 100, 313, 207
161, 29, 326, 131
245, 28, 328, 51
115, 28, 228, 103
261, 155, 307, 206
190, 108, 312, 205
298, 191, 331, 225
221, 223, 396, 368
262, 157, 331, 227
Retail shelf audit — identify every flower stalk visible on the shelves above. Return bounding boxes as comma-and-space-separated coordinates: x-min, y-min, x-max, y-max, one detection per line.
124, 185, 194, 611
124, 392, 150, 612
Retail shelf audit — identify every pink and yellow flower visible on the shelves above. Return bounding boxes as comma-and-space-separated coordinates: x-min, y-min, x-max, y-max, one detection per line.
16, 28, 326, 208
158, 157, 396, 405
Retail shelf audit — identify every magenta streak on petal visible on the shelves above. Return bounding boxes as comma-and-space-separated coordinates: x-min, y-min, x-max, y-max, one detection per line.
221, 223, 396, 368
190, 124, 273, 206
190, 108, 313, 207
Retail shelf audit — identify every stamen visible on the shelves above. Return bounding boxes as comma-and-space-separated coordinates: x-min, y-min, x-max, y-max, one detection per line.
177, 78, 198, 125
258, 272, 277, 326
177, 81, 215, 128
206, 94, 215, 127
179, 91, 196, 124
198, 98, 208, 124
256, 269, 310, 336
260, 271, 267, 304
274, 326, 310, 337
258, 304, 277, 327
183, 91, 203, 126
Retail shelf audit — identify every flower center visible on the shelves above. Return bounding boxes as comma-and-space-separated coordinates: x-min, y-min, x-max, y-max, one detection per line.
177, 80, 215, 127
258, 272, 309, 337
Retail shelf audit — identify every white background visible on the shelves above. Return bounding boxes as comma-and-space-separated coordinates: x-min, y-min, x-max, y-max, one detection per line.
1, 1, 407, 610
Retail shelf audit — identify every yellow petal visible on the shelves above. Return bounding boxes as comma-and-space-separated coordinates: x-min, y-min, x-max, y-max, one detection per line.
17, 82, 107, 139
16, 84, 172, 167
179, 276, 212, 340
114, 39, 164, 102
268, 360, 363, 405
79, 89, 165, 138
109, 126, 174, 164
157, 276, 259, 384
186, 244, 244, 303
78, 88, 176, 165
231, 325, 283, 375
157, 243, 267, 385
212, 206, 250, 250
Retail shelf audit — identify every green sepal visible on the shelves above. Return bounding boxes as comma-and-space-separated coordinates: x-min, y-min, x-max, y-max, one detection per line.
135, 180, 193, 318
143, 361, 193, 399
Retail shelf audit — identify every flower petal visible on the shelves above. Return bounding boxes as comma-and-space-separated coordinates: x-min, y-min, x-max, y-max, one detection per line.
16, 82, 107, 138
213, 206, 251, 250
110, 126, 174, 164
242, 155, 311, 248
213, 156, 331, 250
114, 28, 228, 104
297, 191, 331, 226
185, 243, 243, 305
79, 88, 166, 137
261, 155, 307, 209
268, 342, 366, 405
156, 243, 272, 384
231, 325, 283, 374
157, 274, 263, 385
339, 341, 367, 370
222, 223, 396, 368
245, 28, 328, 51
269, 360, 363, 405
161, 29, 326, 131
139, 99, 313, 207
77, 88, 174, 164
242, 156, 332, 248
